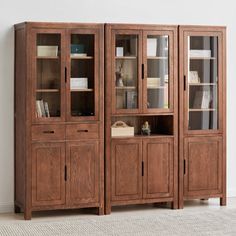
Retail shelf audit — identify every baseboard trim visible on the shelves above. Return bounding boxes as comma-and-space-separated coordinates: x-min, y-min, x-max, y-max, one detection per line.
0, 202, 14, 213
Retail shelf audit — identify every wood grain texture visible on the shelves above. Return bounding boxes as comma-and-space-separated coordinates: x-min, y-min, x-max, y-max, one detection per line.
66, 141, 99, 205
32, 142, 66, 206
143, 138, 174, 199
184, 136, 223, 197
111, 139, 142, 201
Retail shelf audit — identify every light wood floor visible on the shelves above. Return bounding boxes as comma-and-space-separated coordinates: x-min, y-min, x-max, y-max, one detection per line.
0, 198, 235, 221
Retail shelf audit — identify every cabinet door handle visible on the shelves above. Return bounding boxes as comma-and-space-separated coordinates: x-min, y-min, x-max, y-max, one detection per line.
142, 64, 144, 79
43, 130, 55, 134
77, 129, 88, 133
64, 165, 67, 181
65, 67, 67, 83
142, 161, 144, 176
184, 160, 186, 175
184, 75, 186, 91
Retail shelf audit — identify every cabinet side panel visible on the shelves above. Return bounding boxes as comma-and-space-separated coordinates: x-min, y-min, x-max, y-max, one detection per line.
15, 27, 26, 207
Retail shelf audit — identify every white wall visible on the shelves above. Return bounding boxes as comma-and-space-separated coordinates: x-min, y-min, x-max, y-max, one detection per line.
0, 0, 235, 212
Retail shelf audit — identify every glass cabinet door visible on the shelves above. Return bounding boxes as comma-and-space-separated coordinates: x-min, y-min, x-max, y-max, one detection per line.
113, 32, 141, 113
68, 32, 97, 120
34, 31, 64, 121
143, 32, 172, 112
187, 35, 219, 131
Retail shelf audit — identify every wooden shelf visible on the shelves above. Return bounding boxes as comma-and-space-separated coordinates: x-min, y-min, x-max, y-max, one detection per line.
71, 89, 93, 92
71, 56, 93, 59
115, 86, 136, 90
112, 134, 174, 139
147, 86, 165, 89
189, 57, 216, 60
37, 56, 59, 59
115, 56, 137, 60
147, 56, 168, 60
36, 89, 60, 93
189, 83, 217, 86
189, 108, 216, 112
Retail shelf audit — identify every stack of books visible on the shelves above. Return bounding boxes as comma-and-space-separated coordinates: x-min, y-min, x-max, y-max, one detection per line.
147, 77, 161, 88
36, 100, 50, 118
189, 50, 211, 58
70, 78, 88, 90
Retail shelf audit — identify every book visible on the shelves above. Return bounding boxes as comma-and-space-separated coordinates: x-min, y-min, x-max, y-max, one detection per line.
44, 102, 50, 117
193, 90, 211, 109
189, 71, 200, 83
147, 38, 157, 56
36, 100, 42, 118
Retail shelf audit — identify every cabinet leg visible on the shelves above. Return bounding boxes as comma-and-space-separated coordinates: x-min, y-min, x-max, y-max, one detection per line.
220, 197, 226, 206
98, 206, 104, 215
171, 201, 178, 210
105, 204, 111, 215
14, 205, 21, 213
24, 209, 32, 220
178, 198, 184, 209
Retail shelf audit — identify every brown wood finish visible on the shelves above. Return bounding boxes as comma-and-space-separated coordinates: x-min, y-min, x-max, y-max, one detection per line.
66, 141, 99, 205
32, 124, 65, 141
66, 123, 99, 140
184, 136, 223, 197
105, 24, 178, 214
143, 138, 174, 199
32, 142, 66, 206
111, 139, 142, 201
14, 22, 104, 219
178, 26, 226, 208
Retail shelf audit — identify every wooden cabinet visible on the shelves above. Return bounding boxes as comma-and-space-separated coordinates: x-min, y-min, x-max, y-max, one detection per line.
105, 24, 178, 214
143, 138, 173, 199
179, 26, 226, 208
111, 139, 142, 201
14, 22, 104, 220
66, 141, 99, 205
32, 143, 66, 207
183, 137, 223, 197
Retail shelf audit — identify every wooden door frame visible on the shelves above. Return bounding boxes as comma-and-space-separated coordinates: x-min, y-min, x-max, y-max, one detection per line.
30, 28, 66, 124
178, 25, 226, 208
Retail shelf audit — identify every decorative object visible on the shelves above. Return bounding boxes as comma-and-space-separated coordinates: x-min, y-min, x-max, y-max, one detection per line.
115, 61, 124, 87
141, 121, 151, 135
189, 71, 200, 83
37, 46, 58, 57
111, 121, 134, 137
116, 47, 124, 57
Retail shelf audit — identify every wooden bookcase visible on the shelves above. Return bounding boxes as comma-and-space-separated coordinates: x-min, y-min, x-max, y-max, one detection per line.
178, 26, 226, 208
105, 24, 179, 214
14, 22, 104, 220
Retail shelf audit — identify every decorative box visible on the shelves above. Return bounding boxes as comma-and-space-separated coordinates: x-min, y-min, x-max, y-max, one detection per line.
71, 44, 85, 54
37, 46, 58, 57
70, 78, 88, 90
111, 121, 134, 137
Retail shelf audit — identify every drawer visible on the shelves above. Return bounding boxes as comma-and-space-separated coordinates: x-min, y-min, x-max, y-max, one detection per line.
66, 124, 99, 140
32, 125, 65, 141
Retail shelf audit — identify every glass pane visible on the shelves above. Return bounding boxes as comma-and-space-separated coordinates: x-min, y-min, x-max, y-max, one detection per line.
188, 36, 218, 130
36, 34, 61, 118
70, 34, 95, 117
147, 35, 169, 109
115, 35, 138, 109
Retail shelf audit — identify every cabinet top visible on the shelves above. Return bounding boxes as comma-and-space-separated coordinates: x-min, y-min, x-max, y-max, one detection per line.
14, 21, 104, 30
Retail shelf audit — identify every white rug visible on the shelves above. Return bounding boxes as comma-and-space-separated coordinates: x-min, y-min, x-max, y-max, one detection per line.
0, 209, 236, 236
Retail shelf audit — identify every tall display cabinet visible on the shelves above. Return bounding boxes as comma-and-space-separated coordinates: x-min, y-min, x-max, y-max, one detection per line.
105, 24, 178, 214
178, 26, 226, 208
14, 22, 104, 220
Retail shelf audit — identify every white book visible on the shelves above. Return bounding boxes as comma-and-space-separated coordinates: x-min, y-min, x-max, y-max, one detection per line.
40, 100, 46, 117
44, 102, 50, 117
36, 100, 42, 118
147, 38, 157, 56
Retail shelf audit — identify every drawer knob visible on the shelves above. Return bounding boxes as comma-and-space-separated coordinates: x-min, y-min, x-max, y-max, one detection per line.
43, 130, 55, 134
77, 129, 88, 133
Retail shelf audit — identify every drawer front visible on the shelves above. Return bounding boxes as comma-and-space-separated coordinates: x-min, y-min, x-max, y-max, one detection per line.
32, 125, 65, 141
66, 124, 99, 140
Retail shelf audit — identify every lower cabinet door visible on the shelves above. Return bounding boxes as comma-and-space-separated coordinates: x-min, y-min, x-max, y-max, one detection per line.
184, 136, 223, 197
66, 141, 99, 205
32, 142, 66, 207
143, 138, 174, 199
111, 139, 142, 201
